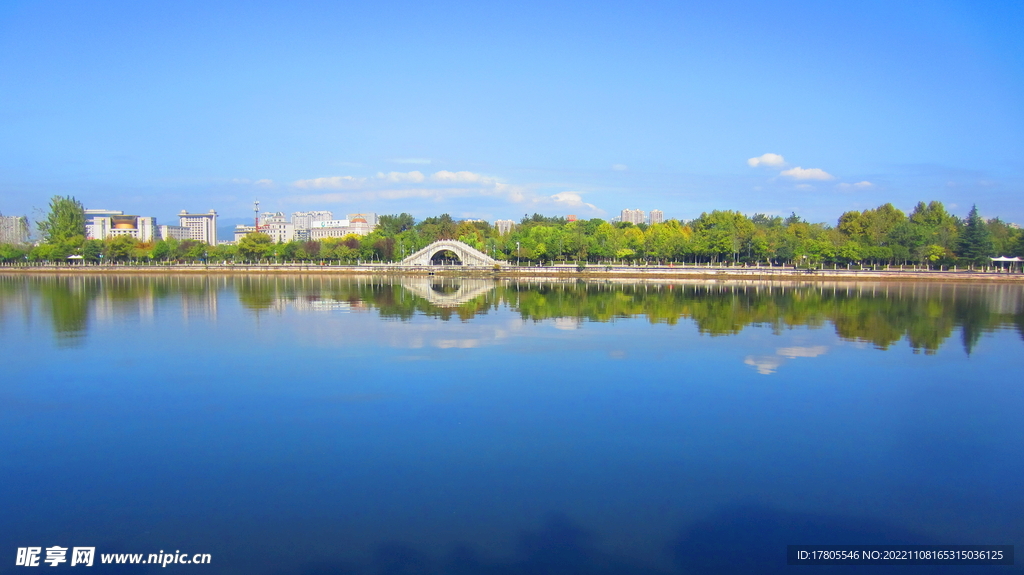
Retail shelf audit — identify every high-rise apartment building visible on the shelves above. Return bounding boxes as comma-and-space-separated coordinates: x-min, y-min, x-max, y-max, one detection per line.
291, 211, 334, 231
620, 209, 646, 225
178, 210, 218, 245
494, 220, 516, 235
0, 215, 29, 244
649, 210, 664, 225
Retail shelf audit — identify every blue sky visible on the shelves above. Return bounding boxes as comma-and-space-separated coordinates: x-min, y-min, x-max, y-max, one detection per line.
1, 0, 1022, 229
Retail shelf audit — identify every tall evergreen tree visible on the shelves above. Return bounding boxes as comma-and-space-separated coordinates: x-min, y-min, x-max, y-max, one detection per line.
957, 204, 995, 265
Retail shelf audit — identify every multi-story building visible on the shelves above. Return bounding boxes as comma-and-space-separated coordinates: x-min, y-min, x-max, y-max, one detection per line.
178, 210, 218, 245
620, 209, 645, 225
291, 211, 333, 231
85, 210, 159, 242
307, 219, 374, 240
494, 220, 515, 235
259, 212, 294, 243
157, 224, 190, 241
0, 215, 29, 244
649, 210, 664, 225
347, 213, 378, 227
233, 224, 258, 243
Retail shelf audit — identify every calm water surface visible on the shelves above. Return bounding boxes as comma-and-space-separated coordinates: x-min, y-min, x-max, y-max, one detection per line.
1, 274, 1022, 574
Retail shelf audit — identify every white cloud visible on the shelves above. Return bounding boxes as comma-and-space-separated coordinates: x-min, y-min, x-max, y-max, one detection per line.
612, 164, 628, 171
838, 181, 873, 189
780, 166, 834, 180
549, 191, 598, 210
747, 153, 786, 168
254, 179, 274, 187
795, 184, 814, 190
431, 170, 496, 185
389, 158, 431, 165
377, 171, 425, 183
777, 345, 828, 358
291, 176, 367, 189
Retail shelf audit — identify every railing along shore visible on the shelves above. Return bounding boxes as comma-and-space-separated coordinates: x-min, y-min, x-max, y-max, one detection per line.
1, 260, 1022, 282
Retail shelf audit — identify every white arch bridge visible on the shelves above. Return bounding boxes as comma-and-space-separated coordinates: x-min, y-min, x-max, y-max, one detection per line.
399, 240, 499, 267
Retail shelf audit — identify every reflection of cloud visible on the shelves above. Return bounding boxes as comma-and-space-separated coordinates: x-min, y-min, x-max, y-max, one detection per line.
777, 345, 828, 358
434, 339, 480, 349
553, 318, 581, 330
745, 356, 782, 375
609, 350, 627, 359
746, 345, 828, 374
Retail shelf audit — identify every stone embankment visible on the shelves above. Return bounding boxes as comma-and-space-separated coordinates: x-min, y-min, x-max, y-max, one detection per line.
2, 262, 1023, 283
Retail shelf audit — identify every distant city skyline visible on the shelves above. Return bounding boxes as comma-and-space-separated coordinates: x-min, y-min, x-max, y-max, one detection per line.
1, 1, 1022, 226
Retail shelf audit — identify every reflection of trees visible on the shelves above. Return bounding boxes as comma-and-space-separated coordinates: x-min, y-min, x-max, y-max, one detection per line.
3, 275, 1021, 354
38, 276, 99, 346
225, 277, 1023, 355
237, 277, 277, 311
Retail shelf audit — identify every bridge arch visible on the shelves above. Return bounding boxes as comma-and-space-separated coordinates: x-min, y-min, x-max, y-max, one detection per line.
400, 240, 499, 267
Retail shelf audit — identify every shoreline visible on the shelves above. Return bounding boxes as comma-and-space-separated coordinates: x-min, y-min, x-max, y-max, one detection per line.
3, 263, 1024, 283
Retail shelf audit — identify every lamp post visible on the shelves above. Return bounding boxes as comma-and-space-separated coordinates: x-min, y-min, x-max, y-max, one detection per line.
517, 241, 521, 267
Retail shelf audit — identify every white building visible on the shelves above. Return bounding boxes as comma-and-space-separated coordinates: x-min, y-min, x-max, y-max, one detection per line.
0, 215, 29, 244
494, 220, 515, 235
308, 219, 374, 240
259, 212, 295, 243
158, 225, 191, 241
233, 224, 257, 243
178, 210, 218, 245
649, 210, 664, 225
85, 211, 158, 242
291, 211, 334, 230
620, 209, 645, 225
347, 213, 378, 227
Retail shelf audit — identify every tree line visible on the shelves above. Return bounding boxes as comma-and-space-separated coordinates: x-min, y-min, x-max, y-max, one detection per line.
2, 195, 1021, 267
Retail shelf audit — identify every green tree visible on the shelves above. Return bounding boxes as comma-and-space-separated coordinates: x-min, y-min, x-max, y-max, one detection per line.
237, 233, 273, 260
37, 195, 86, 245
957, 205, 995, 265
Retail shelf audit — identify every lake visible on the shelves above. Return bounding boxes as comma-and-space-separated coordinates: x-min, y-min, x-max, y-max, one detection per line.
1, 274, 1022, 573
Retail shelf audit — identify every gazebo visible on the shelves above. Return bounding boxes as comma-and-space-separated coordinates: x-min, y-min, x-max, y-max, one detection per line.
990, 256, 1022, 272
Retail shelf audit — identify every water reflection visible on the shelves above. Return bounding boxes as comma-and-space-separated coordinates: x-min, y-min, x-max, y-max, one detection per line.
3, 274, 1022, 355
